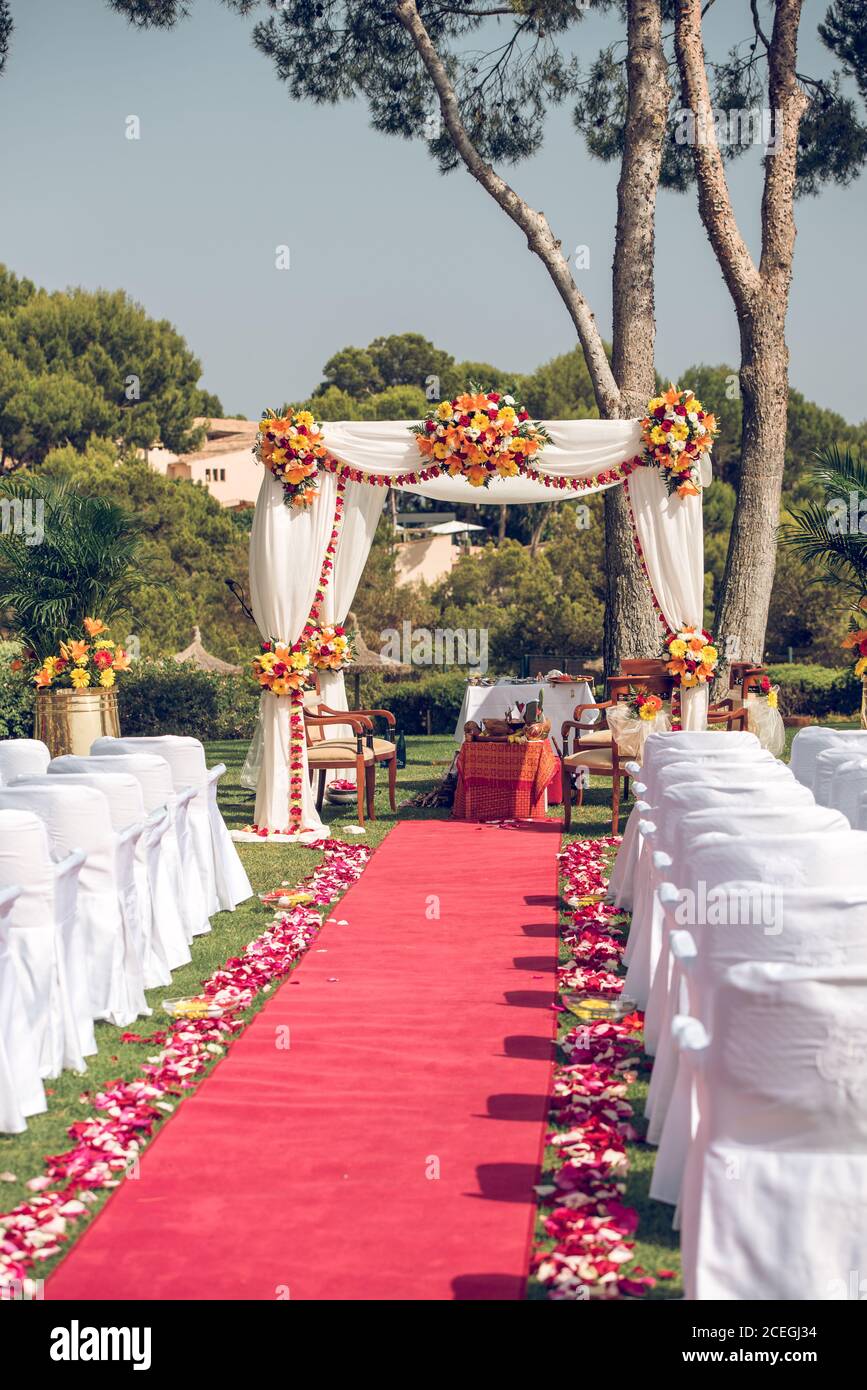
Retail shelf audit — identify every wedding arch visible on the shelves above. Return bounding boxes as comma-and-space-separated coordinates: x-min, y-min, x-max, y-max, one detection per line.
242, 405, 711, 841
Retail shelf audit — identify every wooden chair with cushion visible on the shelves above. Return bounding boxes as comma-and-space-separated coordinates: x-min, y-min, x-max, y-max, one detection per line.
303, 690, 397, 823
561, 669, 673, 834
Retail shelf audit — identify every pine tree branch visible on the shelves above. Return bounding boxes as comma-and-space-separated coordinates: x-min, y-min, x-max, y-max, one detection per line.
393, 0, 621, 418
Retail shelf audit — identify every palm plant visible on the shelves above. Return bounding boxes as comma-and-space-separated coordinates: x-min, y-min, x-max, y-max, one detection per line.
778, 444, 867, 610
0, 476, 151, 663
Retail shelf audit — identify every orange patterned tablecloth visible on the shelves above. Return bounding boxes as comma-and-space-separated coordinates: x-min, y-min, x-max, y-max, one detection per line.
453, 739, 559, 822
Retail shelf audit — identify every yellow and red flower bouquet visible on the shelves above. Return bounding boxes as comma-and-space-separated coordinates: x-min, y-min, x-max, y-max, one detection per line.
252, 639, 314, 695
640, 385, 717, 498
411, 388, 549, 488
303, 623, 354, 673
29, 618, 132, 691
254, 407, 328, 508
664, 626, 719, 687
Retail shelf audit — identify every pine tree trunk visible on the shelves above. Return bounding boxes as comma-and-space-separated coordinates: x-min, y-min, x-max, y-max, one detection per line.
714, 303, 790, 667
604, 0, 670, 674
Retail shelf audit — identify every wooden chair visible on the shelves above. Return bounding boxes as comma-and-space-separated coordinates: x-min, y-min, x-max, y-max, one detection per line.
561, 670, 674, 834
303, 690, 397, 823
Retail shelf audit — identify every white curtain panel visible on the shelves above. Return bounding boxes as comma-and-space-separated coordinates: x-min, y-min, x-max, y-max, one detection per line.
246, 421, 706, 832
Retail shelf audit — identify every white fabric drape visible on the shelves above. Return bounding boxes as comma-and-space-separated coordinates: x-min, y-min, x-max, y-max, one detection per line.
244, 419, 707, 833
248, 469, 341, 838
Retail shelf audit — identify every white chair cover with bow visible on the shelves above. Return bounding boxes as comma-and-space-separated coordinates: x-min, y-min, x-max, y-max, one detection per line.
49, 754, 191, 974
0, 885, 47, 1135
13, 771, 152, 1009
0, 784, 146, 1027
0, 809, 87, 1076
92, 735, 252, 914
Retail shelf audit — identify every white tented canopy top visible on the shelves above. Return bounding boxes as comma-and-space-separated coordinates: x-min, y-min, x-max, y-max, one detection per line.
244, 416, 710, 838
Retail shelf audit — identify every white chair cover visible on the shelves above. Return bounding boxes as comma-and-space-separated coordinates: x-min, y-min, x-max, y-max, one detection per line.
0, 885, 47, 1135
814, 744, 867, 808
49, 754, 191, 973
789, 726, 867, 791
0, 739, 50, 786
642, 798, 844, 1052
622, 761, 801, 990
648, 829, 867, 1208
680, 961, 867, 1300
92, 736, 252, 914
827, 756, 867, 826
13, 772, 152, 1009
610, 736, 769, 911
0, 784, 146, 1027
0, 809, 87, 1076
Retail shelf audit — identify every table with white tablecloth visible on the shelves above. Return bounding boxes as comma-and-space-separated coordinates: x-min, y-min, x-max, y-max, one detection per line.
452, 679, 599, 749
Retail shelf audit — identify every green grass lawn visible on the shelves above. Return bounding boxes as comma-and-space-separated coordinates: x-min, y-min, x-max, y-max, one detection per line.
2, 723, 839, 1296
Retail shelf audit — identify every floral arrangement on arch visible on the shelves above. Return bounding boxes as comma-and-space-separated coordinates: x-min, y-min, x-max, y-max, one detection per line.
252, 639, 314, 695
411, 388, 549, 488
303, 623, 354, 672
640, 385, 717, 498
254, 407, 329, 509
26, 619, 132, 691
663, 625, 719, 687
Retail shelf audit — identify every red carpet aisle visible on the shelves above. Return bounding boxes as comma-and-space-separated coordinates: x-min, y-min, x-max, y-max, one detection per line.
48, 820, 561, 1301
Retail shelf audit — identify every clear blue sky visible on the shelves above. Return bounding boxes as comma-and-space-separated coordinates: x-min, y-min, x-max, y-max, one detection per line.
0, 0, 862, 421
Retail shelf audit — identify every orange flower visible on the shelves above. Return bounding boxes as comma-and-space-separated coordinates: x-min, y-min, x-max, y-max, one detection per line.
112, 648, 132, 672
34, 667, 53, 688
83, 617, 107, 638
697, 663, 716, 682
688, 637, 705, 653
9, 658, 22, 672
61, 639, 89, 664
677, 479, 700, 498
667, 658, 687, 676
842, 629, 867, 649
662, 384, 681, 406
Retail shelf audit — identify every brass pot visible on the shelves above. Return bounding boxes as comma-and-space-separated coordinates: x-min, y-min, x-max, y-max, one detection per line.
34, 688, 120, 758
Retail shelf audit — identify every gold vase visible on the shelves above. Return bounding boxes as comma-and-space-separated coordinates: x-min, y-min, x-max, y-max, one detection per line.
34, 689, 121, 758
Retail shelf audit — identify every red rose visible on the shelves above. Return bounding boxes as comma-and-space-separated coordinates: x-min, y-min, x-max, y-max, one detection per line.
425, 419, 436, 433
489, 393, 500, 403
459, 414, 470, 426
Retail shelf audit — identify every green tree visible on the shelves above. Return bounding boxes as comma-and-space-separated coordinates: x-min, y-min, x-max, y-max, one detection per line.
0, 268, 221, 463
0, 473, 150, 662
36, 438, 253, 661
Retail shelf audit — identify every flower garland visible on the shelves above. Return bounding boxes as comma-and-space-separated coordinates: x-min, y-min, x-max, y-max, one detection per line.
0, 838, 371, 1295
321, 452, 643, 495
533, 838, 672, 1300
254, 407, 329, 509
640, 384, 717, 498
27, 619, 132, 692
410, 388, 550, 488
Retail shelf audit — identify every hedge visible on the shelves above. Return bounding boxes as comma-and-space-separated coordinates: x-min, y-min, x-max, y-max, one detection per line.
767, 663, 861, 719
2, 654, 858, 741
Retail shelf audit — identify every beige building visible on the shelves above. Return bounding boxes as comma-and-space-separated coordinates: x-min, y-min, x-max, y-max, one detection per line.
148, 417, 261, 509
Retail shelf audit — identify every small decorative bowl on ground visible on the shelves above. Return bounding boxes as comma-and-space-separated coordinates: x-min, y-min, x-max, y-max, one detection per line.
325, 779, 358, 805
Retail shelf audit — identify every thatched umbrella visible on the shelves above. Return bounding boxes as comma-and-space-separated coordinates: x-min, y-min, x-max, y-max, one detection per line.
173, 627, 243, 675
345, 610, 409, 706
